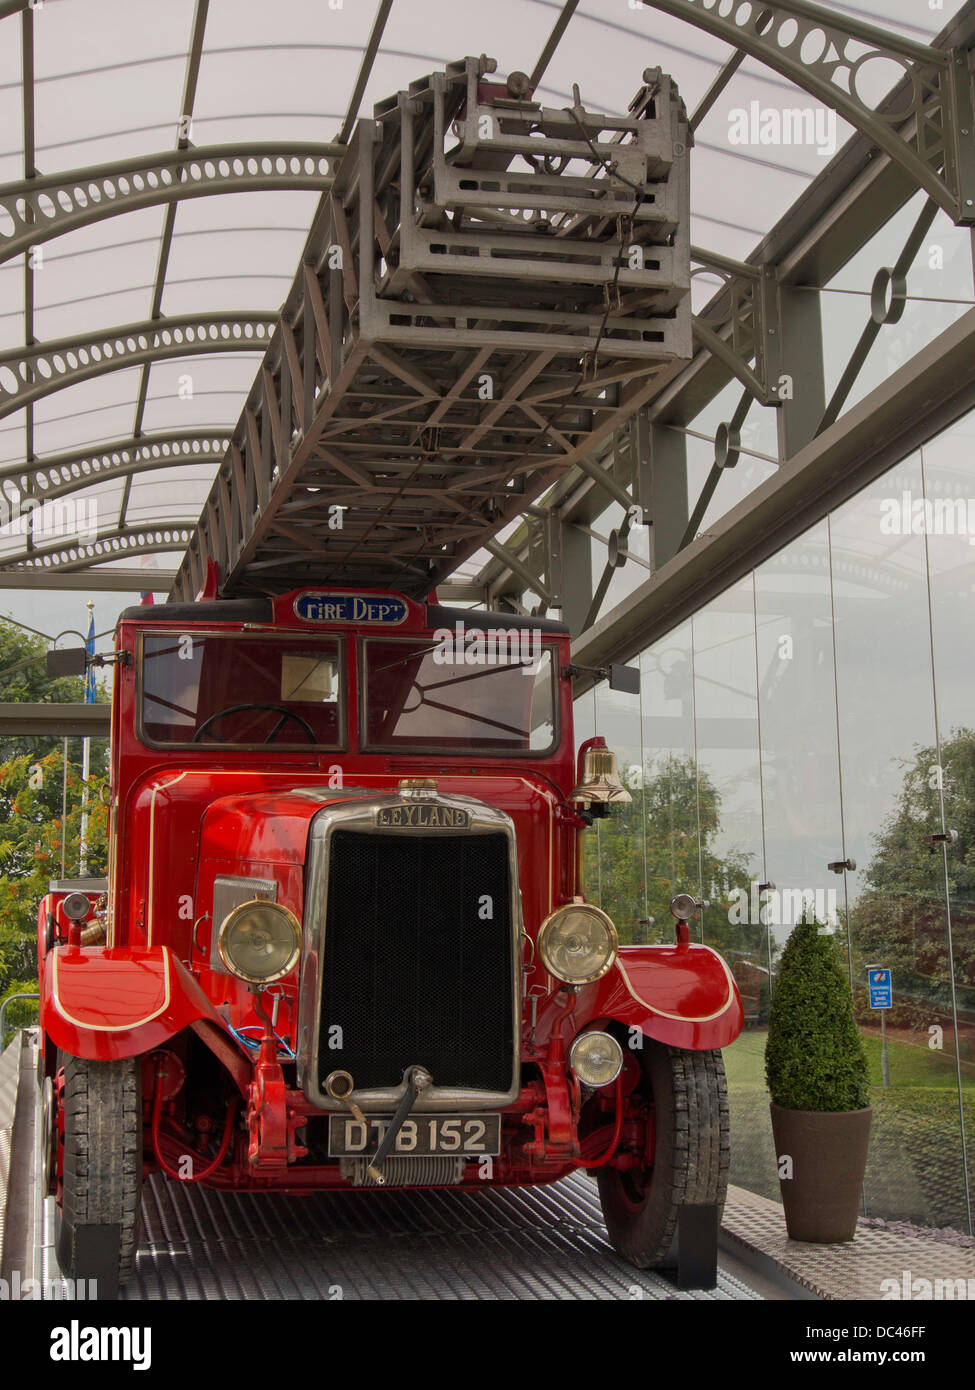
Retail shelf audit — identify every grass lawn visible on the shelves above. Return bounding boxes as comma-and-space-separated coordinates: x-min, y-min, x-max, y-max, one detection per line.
724, 1027, 973, 1091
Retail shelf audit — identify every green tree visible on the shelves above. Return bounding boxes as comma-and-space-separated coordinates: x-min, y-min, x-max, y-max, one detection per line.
847, 728, 975, 1042
586, 752, 755, 948
0, 619, 109, 1008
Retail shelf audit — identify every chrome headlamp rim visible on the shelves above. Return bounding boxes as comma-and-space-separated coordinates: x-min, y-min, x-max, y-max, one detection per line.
569, 1029, 624, 1088
537, 902, 619, 986
216, 898, 301, 985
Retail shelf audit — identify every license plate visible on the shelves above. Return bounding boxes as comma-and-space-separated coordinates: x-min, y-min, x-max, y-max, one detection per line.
327, 1113, 501, 1158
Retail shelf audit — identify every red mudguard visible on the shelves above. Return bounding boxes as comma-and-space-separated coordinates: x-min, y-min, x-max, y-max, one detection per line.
41, 945, 230, 1061
585, 942, 744, 1050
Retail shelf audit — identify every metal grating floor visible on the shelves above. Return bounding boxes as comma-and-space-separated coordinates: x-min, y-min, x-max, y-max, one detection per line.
36, 1172, 760, 1302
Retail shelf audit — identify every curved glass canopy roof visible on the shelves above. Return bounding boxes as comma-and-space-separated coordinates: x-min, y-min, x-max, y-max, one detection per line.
0, 0, 958, 589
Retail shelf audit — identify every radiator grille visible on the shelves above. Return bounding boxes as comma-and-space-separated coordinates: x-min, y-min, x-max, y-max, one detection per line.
318, 829, 514, 1093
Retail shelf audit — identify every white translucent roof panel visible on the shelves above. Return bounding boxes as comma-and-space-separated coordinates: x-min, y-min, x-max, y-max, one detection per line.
832, 0, 947, 40
34, 0, 196, 168
0, 32, 21, 186
0, 407, 27, 466
0, 262, 24, 353
31, 207, 165, 340
125, 466, 216, 524
30, 365, 146, 457
198, 0, 377, 145
139, 353, 263, 435
161, 191, 318, 317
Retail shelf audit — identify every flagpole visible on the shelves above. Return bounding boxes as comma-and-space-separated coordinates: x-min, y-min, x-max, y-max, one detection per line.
79, 599, 94, 876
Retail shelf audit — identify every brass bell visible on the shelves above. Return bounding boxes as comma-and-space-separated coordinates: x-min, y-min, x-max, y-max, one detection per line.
570, 738, 632, 805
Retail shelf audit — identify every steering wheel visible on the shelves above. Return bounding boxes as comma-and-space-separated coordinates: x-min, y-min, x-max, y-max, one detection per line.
192, 702, 316, 744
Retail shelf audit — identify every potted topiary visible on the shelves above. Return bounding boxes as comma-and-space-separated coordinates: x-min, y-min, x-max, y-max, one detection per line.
765, 920, 871, 1243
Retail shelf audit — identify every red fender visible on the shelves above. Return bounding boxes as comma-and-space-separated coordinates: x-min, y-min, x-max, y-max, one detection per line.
41, 944, 232, 1062
583, 942, 744, 1051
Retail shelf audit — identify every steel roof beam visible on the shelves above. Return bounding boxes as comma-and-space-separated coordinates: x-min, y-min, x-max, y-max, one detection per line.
0, 567, 175, 591
0, 704, 111, 736
338, 0, 395, 146
0, 144, 341, 265
529, 0, 581, 88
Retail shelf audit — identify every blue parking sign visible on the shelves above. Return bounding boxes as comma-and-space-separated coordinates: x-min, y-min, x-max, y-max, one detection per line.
868, 968, 892, 1009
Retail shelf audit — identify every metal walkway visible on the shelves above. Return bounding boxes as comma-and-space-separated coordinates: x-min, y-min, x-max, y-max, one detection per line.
4, 1031, 767, 1302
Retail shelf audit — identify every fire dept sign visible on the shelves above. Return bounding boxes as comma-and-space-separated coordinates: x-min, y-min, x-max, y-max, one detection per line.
294, 592, 409, 624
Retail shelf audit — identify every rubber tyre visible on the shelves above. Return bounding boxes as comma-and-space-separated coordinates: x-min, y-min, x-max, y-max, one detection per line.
55, 1054, 143, 1298
597, 1042, 730, 1269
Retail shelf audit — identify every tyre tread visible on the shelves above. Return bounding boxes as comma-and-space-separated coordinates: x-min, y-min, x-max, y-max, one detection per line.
57, 1055, 142, 1292
597, 1042, 730, 1269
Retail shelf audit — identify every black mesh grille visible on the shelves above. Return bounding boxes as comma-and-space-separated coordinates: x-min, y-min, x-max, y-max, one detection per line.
318, 829, 514, 1092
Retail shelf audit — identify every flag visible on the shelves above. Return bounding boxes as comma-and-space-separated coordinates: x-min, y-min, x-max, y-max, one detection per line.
84, 604, 96, 704
139, 591, 155, 606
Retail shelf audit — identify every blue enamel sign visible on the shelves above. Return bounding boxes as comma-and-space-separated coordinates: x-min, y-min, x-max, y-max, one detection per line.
868, 968, 892, 1010
293, 592, 409, 625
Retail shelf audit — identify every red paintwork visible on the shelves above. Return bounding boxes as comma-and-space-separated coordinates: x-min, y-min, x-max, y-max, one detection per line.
587, 943, 744, 1051
37, 583, 743, 1196
41, 946, 227, 1060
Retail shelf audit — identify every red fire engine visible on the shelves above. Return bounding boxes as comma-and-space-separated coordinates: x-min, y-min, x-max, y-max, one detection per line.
37, 586, 742, 1296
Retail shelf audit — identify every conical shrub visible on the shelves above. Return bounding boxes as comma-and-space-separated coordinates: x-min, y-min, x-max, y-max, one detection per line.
765, 921, 869, 1112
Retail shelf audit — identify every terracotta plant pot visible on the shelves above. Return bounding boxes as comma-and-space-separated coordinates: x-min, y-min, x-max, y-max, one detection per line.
769, 1102, 872, 1243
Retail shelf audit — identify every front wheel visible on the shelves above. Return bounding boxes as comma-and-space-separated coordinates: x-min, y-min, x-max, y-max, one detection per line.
55, 1054, 143, 1298
597, 1042, 729, 1268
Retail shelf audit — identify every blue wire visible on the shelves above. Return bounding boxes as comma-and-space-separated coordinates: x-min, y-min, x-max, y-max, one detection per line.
227, 1023, 295, 1060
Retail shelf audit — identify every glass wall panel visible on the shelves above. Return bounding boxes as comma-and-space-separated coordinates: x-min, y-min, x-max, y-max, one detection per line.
920, 412, 975, 1231
589, 671, 646, 943
690, 578, 769, 1201
572, 687, 599, 902
572, 409, 975, 1232
830, 463, 968, 1230
722, 524, 847, 1204
755, 522, 843, 954
689, 578, 765, 951
640, 620, 700, 943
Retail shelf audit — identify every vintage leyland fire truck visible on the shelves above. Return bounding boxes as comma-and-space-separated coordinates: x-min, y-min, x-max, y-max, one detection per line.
36, 587, 742, 1295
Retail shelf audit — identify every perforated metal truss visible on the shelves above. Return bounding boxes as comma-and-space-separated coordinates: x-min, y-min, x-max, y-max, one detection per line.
11, 525, 196, 573
0, 431, 230, 502
0, 145, 341, 265
648, 0, 975, 224
172, 55, 693, 600
0, 315, 277, 419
